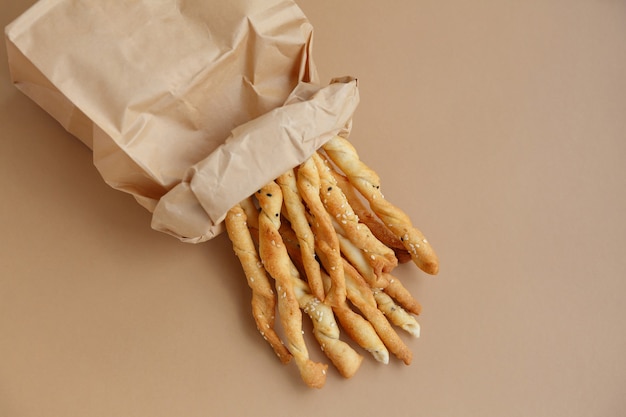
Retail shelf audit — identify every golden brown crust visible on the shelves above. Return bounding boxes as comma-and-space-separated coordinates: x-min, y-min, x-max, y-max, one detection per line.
334, 223, 389, 290
223, 136, 440, 386
373, 289, 420, 338
382, 273, 422, 316
256, 182, 328, 388
296, 158, 346, 307
341, 259, 412, 365
322, 136, 439, 275
325, 157, 414, 264
224, 204, 292, 364
318, 266, 389, 364
300, 293, 364, 378
313, 153, 398, 276
278, 222, 364, 378
328, 166, 404, 250
276, 169, 325, 301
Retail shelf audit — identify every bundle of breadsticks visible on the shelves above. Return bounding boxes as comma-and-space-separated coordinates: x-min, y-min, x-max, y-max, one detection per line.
224, 135, 439, 388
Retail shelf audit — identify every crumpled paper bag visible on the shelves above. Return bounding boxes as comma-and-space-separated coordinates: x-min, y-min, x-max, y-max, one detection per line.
5, 0, 359, 242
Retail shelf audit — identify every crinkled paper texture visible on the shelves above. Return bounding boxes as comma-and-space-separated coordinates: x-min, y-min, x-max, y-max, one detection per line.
5, 0, 359, 241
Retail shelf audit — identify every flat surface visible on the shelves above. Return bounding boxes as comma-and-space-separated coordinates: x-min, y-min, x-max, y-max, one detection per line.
2, 1, 626, 416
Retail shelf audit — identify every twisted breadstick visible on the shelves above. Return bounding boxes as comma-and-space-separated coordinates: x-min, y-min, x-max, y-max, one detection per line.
320, 271, 390, 364
341, 259, 412, 365
224, 204, 291, 364
327, 167, 412, 264
256, 183, 328, 388
313, 152, 397, 276
296, 158, 346, 306
322, 136, 439, 275
334, 229, 388, 290
373, 290, 420, 338
276, 223, 364, 378
299, 292, 363, 378
276, 169, 324, 301
382, 273, 422, 316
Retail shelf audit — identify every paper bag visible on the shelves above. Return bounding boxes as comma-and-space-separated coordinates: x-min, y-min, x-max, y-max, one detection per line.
5, 0, 359, 242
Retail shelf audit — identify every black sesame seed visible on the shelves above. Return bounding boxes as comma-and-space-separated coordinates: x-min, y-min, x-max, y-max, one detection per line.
327, 186, 332, 191
266, 193, 272, 197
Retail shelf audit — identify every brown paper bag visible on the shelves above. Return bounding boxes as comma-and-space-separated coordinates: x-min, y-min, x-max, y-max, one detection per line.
5, 0, 359, 242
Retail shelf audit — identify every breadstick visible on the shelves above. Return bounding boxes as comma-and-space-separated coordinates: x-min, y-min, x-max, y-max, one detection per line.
224, 204, 291, 364
277, 223, 364, 378
373, 289, 420, 338
333, 227, 388, 290
256, 183, 328, 388
314, 241, 411, 365
239, 196, 259, 231
299, 292, 363, 378
296, 158, 346, 306
313, 152, 398, 275
276, 169, 325, 301
320, 271, 390, 364
382, 273, 422, 316
326, 165, 402, 249
341, 259, 412, 365
322, 136, 439, 275
327, 167, 413, 264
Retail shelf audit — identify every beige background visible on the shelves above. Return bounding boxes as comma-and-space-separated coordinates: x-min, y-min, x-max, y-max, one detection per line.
1, 1, 625, 416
